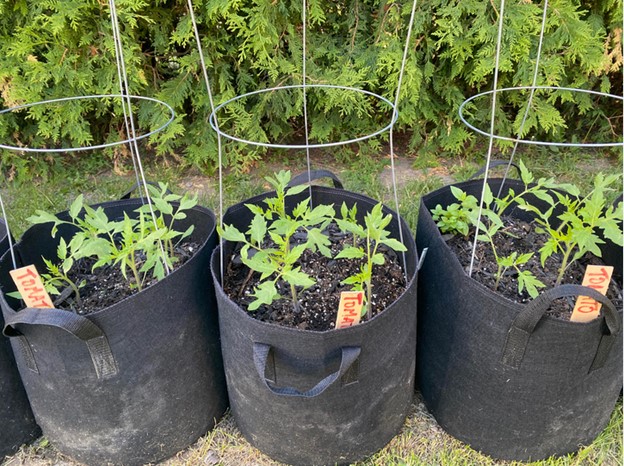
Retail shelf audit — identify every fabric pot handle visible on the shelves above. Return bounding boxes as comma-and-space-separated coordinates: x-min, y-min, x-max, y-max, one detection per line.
468, 160, 522, 180
502, 284, 619, 373
3, 308, 118, 379
287, 169, 344, 189
253, 342, 360, 398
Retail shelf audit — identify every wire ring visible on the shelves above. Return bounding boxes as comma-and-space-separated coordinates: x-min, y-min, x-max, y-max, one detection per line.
458, 86, 624, 148
0, 94, 175, 153
208, 84, 398, 149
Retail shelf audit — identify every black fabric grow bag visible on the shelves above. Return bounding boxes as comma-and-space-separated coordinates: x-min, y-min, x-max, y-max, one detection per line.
0, 218, 41, 459
0, 199, 228, 466
415, 178, 623, 461
211, 180, 418, 465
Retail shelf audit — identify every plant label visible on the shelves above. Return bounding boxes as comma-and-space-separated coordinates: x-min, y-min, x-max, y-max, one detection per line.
335, 291, 364, 329
571, 265, 613, 323
9, 265, 54, 309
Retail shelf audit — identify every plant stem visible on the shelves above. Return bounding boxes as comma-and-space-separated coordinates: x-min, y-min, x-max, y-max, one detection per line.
493, 265, 505, 291
128, 253, 143, 292
290, 283, 300, 313
65, 277, 82, 306
556, 245, 575, 286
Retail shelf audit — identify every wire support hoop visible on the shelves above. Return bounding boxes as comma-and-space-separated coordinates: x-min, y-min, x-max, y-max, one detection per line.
0, 95, 175, 153
209, 84, 398, 149
459, 86, 624, 148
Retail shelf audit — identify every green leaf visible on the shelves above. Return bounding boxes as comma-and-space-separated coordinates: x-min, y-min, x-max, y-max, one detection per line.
292, 199, 310, 219
242, 249, 276, 276
335, 246, 365, 260
336, 218, 365, 238
517, 270, 545, 299
69, 194, 84, 220
282, 268, 315, 288
27, 211, 60, 226
450, 185, 466, 201
246, 203, 268, 218
285, 184, 307, 197
249, 281, 279, 310
218, 224, 247, 243
371, 253, 385, 265
152, 196, 174, 216
518, 160, 534, 185
515, 252, 534, 265
381, 237, 407, 252
248, 214, 267, 245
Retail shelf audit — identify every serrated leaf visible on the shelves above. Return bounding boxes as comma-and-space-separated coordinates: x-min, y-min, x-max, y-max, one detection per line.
292, 199, 310, 219
282, 268, 315, 288
27, 210, 60, 226
381, 237, 407, 252
248, 214, 267, 245
371, 253, 385, 265
69, 194, 84, 219
336, 218, 365, 238
518, 271, 545, 299
246, 203, 268, 218
335, 246, 365, 260
242, 250, 276, 276
218, 224, 247, 243
249, 281, 279, 310
307, 228, 332, 257
285, 184, 307, 197
450, 185, 466, 201
518, 160, 534, 185
516, 252, 534, 265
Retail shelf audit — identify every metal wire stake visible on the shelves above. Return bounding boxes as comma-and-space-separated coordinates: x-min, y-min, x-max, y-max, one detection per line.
468, 0, 506, 277
389, 0, 419, 282
0, 194, 17, 270
109, 0, 143, 200
497, 0, 549, 198
186, 0, 225, 285
109, 0, 171, 275
302, 0, 313, 203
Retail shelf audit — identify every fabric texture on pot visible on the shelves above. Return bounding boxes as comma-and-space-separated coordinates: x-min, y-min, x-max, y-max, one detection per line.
0, 218, 41, 459
415, 178, 623, 461
0, 199, 228, 466
211, 183, 418, 466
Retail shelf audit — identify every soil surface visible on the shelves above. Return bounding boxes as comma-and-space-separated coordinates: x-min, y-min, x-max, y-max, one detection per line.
223, 222, 407, 331
445, 216, 623, 319
50, 242, 199, 315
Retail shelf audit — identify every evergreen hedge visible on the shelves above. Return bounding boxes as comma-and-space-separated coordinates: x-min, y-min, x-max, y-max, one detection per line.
0, 0, 621, 178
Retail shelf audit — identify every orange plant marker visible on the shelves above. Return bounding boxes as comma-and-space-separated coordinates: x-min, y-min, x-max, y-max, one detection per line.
571, 265, 613, 323
9, 265, 54, 309
335, 291, 365, 329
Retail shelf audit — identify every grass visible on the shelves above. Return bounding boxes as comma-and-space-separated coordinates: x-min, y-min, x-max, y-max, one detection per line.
1, 145, 622, 466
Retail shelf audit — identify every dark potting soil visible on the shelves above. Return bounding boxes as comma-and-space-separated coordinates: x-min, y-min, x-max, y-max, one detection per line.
50, 242, 199, 315
222, 223, 407, 331
444, 216, 623, 319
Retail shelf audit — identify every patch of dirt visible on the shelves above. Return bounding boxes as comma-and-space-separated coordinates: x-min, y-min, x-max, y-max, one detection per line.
49, 242, 199, 315
445, 216, 623, 319
222, 222, 407, 331
379, 158, 455, 187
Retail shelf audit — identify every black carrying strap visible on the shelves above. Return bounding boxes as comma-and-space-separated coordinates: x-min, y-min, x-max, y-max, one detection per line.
287, 170, 344, 189
502, 284, 620, 373
253, 342, 360, 398
4, 308, 118, 379
468, 160, 522, 180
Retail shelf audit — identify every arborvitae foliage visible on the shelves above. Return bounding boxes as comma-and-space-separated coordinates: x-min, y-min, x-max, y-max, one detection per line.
0, 1, 621, 178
